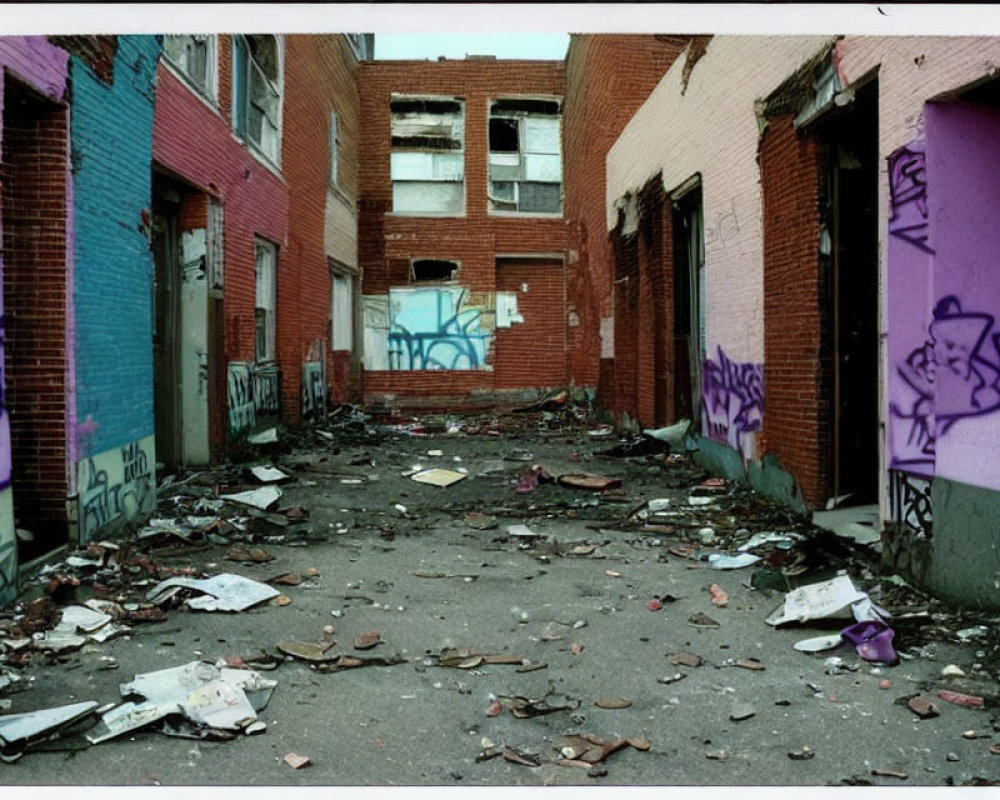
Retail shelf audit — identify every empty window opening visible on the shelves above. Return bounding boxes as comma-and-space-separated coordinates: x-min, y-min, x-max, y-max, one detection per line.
488, 97, 562, 215
390, 95, 465, 214
412, 259, 459, 282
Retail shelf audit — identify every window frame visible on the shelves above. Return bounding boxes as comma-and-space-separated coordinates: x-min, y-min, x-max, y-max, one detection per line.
329, 110, 340, 189
330, 266, 354, 352
254, 238, 278, 365
232, 34, 284, 168
162, 34, 219, 104
389, 94, 466, 217
487, 96, 564, 218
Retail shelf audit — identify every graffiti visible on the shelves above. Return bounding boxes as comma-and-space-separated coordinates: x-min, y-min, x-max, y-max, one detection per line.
889, 469, 933, 533
228, 362, 282, 439
227, 362, 254, 438
888, 145, 934, 255
890, 295, 1000, 470
253, 366, 281, 417
387, 287, 491, 371
704, 198, 740, 248
701, 346, 764, 459
302, 361, 326, 419
80, 439, 154, 541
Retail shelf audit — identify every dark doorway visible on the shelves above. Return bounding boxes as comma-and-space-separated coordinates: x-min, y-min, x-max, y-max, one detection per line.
1, 78, 70, 562
817, 80, 880, 504
672, 179, 705, 424
151, 175, 183, 469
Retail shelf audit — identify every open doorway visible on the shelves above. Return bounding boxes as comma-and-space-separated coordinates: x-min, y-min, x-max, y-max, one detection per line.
1, 78, 70, 564
817, 79, 880, 506
672, 178, 705, 424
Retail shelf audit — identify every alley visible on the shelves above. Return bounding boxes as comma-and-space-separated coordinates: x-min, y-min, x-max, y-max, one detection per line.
2, 403, 999, 786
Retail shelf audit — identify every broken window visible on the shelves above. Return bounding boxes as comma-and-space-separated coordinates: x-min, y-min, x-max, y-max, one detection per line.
345, 33, 373, 61
488, 97, 563, 215
390, 95, 465, 215
233, 34, 282, 164
411, 259, 458, 283
255, 238, 277, 363
163, 34, 217, 100
331, 269, 353, 351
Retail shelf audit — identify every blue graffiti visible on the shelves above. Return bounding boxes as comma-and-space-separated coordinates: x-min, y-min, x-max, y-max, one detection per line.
387, 288, 490, 370
892, 295, 1000, 468
701, 346, 764, 457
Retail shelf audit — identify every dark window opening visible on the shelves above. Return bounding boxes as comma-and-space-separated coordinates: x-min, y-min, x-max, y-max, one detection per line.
412, 259, 459, 282
390, 98, 463, 116
491, 98, 560, 116
489, 118, 519, 152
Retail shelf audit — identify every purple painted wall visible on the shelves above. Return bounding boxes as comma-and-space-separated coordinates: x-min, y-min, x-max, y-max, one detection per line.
887, 103, 1000, 493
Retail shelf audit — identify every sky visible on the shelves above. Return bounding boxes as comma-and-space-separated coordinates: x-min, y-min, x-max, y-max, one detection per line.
373, 34, 570, 61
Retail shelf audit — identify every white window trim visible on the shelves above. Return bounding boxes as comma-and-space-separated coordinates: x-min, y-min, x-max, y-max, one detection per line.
162, 34, 219, 106
255, 238, 278, 365
231, 34, 285, 171
330, 269, 354, 352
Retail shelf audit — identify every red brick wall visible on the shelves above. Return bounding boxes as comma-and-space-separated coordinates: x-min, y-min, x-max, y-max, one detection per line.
1, 88, 69, 526
493, 257, 566, 388
357, 59, 575, 400
282, 35, 361, 421
760, 114, 830, 507
563, 35, 685, 395
153, 37, 288, 443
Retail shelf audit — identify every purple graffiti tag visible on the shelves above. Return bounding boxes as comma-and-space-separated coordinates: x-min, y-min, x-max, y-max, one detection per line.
891, 295, 1000, 469
888, 145, 934, 255
701, 346, 764, 459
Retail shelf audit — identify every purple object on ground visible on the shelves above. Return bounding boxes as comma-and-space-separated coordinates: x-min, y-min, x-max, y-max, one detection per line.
840, 620, 897, 664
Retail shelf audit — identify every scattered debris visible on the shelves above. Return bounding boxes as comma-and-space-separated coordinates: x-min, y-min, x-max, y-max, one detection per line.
667, 651, 704, 667
354, 630, 381, 650
766, 574, 885, 627
410, 468, 467, 488
0, 701, 99, 760
788, 747, 815, 760
906, 695, 940, 719
937, 690, 985, 709
283, 752, 311, 769
220, 486, 283, 510
146, 573, 280, 612
557, 473, 622, 492
594, 698, 632, 709
709, 584, 728, 607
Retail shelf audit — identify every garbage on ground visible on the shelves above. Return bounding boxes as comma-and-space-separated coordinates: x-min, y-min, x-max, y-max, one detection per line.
766, 574, 887, 627
220, 486, 283, 511
905, 694, 940, 718
709, 584, 728, 607
937, 690, 985, 709
87, 660, 276, 744
497, 689, 580, 718
507, 524, 542, 541
429, 647, 526, 669
594, 697, 631, 709
354, 630, 381, 650
312, 653, 407, 672
708, 553, 762, 570
515, 465, 551, 493
667, 651, 704, 667
840, 619, 897, 664
738, 532, 803, 553
642, 419, 691, 449
794, 634, 844, 653
146, 573, 280, 612
278, 641, 335, 661
557, 473, 622, 492
410, 468, 467, 488
555, 733, 651, 766
0, 701, 99, 760
689, 612, 720, 628
247, 428, 279, 445
249, 465, 290, 483
941, 664, 966, 678
283, 752, 311, 769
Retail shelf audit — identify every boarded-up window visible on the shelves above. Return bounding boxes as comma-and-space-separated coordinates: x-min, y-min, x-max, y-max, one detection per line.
332, 271, 353, 351
489, 98, 563, 215
390, 96, 464, 215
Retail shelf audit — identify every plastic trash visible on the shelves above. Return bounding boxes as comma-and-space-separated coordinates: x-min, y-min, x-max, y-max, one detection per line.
793, 634, 844, 653
840, 620, 897, 663
708, 553, 762, 570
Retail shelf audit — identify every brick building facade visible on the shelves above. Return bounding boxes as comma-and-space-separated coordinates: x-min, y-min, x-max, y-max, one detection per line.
357, 58, 575, 407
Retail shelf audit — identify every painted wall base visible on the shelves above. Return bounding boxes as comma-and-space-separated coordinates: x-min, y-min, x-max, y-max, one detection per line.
0, 489, 17, 605
900, 476, 1000, 611
77, 435, 156, 544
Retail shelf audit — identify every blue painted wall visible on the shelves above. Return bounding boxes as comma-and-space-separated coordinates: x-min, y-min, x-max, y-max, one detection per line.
71, 35, 160, 458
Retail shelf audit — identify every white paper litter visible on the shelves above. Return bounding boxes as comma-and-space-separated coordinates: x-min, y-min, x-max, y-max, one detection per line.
766, 574, 872, 627
507, 524, 541, 539
0, 701, 98, 747
793, 634, 845, 653
220, 486, 283, 510
146, 573, 280, 612
248, 428, 279, 445
737, 532, 803, 552
250, 466, 290, 483
410, 468, 467, 487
